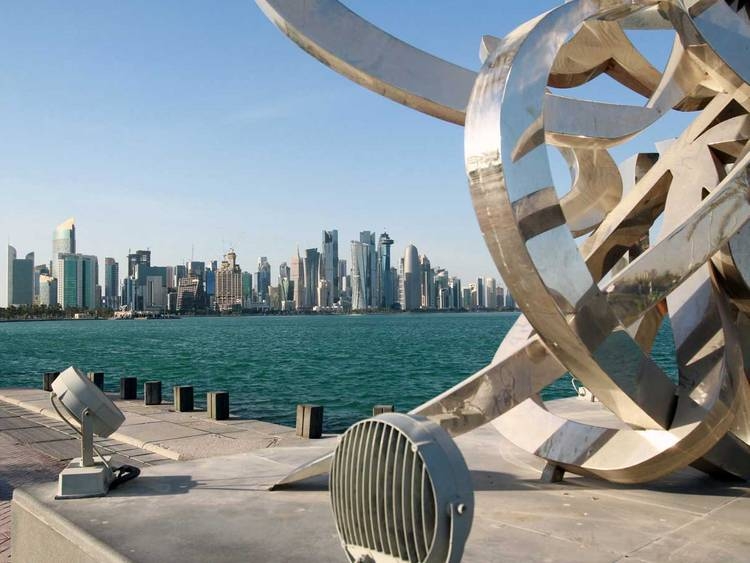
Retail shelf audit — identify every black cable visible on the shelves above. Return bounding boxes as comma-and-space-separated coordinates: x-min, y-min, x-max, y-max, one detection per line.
109, 465, 141, 490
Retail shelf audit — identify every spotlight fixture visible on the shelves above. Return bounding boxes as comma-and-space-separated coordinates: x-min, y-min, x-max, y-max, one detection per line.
50, 366, 138, 499
330, 413, 474, 563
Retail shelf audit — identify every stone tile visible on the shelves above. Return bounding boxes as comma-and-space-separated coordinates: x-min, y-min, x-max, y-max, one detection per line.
130, 453, 170, 464
119, 412, 160, 426
149, 433, 272, 460
28, 439, 80, 461
4, 426, 69, 444
116, 421, 207, 443
0, 417, 41, 430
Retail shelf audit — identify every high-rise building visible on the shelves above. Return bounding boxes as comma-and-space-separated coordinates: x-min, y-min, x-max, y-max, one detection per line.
402, 244, 421, 311
104, 258, 119, 309
127, 250, 151, 277
496, 286, 505, 309
317, 279, 331, 308
279, 262, 290, 281
216, 249, 243, 312
188, 261, 205, 280
359, 232, 378, 308
450, 277, 462, 310
338, 259, 347, 280
7, 246, 34, 307
435, 269, 450, 310
51, 218, 75, 277
38, 274, 58, 307
56, 253, 98, 310
419, 254, 434, 309
290, 249, 305, 309
485, 277, 497, 310
505, 291, 516, 310
350, 240, 369, 311
377, 233, 394, 309
303, 249, 320, 308
321, 230, 339, 304
476, 277, 485, 308
256, 257, 271, 303
174, 264, 187, 286
177, 276, 205, 312
33, 264, 49, 304
242, 271, 253, 307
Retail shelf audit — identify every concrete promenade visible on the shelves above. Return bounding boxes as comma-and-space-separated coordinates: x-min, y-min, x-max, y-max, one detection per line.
4, 389, 749, 562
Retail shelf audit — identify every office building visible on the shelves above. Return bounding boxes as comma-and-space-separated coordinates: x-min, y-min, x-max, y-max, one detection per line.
402, 244, 421, 311
291, 249, 305, 309
216, 250, 243, 312
279, 262, 290, 282
256, 257, 271, 303
321, 230, 339, 304
7, 246, 34, 307
38, 274, 58, 307
104, 258, 119, 309
419, 254, 434, 309
51, 218, 75, 277
176, 276, 205, 312
485, 277, 497, 310
303, 249, 320, 308
188, 261, 205, 280
350, 240, 369, 311
33, 264, 49, 304
476, 277, 485, 309
127, 250, 151, 277
377, 232, 394, 309
56, 253, 98, 310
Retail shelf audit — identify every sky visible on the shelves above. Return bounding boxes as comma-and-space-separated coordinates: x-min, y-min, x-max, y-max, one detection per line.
0, 1, 689, 306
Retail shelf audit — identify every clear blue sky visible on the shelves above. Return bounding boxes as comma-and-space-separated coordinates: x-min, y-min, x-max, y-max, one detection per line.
0, 1, 686, 306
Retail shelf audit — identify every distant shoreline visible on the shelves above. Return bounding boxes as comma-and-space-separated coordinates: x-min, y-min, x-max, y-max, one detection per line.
0, 309, 520, 323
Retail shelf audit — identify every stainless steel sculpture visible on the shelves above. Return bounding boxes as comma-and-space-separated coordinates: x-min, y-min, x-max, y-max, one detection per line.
257, 0, 750, 484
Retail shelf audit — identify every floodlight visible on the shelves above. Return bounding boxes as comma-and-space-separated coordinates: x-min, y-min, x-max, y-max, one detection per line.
50, 366, 138, 499
330, 413, 474, 563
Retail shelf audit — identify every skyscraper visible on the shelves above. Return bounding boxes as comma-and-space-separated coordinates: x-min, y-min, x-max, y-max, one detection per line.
216, 250, 243, 312
419, 254, 434, 309
7, 246, 34, 306
104, 258, 119, 309
290, 249, 304, 309
485, 277, 497, 310
377, 232, 394, 309
51, 218, 75, 277
256, 257, 271, 303
279, 262, 290, 281
303, 249, 320, 308
127, 250, 151, 277
350, 240, 369, 311
359, 231, 378, 308
321, 230, 339, 304
38, 274, 57, 307
402, 244, 421, 311
476, 277, 485, 309
56, 253, 98, 310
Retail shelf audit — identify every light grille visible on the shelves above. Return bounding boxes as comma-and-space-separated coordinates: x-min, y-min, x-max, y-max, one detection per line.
330, 413, 473, 563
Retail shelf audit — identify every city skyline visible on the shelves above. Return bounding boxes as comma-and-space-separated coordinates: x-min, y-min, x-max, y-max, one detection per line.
0, 1, 689, 308
4, 217, 512, 313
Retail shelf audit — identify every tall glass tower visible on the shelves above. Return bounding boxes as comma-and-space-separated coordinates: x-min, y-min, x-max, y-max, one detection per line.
321, 230, 338, 304
7, 246, 34, 306
377, 233, 394, 308
51, 218, 75, 277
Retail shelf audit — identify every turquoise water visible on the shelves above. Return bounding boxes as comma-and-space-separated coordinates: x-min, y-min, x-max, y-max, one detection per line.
0, 313, 676, 432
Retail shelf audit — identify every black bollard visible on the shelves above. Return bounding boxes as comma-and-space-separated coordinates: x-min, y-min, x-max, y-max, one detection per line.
207, 391, 229, 420
173, 385, 194, 412
144, 381, 162, 405
120, 377, 137, 400
296, 404, 323, 439
42, 371, 60, 392
87, 371, 104, 390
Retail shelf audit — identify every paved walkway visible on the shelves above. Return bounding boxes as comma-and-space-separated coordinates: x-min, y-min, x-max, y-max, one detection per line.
0, 388, 324, 461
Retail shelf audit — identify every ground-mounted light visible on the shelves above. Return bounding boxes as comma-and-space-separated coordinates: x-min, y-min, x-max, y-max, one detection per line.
330, 413, 474, 563
50, 366, 138, 499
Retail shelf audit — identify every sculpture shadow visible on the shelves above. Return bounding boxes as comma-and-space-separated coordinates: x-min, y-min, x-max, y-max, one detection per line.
112, 474, 196, 497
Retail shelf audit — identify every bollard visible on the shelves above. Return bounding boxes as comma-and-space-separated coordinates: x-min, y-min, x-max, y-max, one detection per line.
42, 371, 60, 392
372, 404, 394, 416
173, 385, 194, 412
87, 371, 104, 390
296, 404, 323, 439
120, 377, 137, 400
144, 381, 162, 405
207, 391, 229, 420
541, 462, 565, 483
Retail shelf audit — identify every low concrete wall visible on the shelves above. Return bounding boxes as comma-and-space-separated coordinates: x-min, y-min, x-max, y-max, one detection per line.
12, 489, 130, 563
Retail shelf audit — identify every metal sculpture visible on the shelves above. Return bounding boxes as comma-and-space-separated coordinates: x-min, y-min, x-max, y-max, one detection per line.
257, 0, 750, 484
